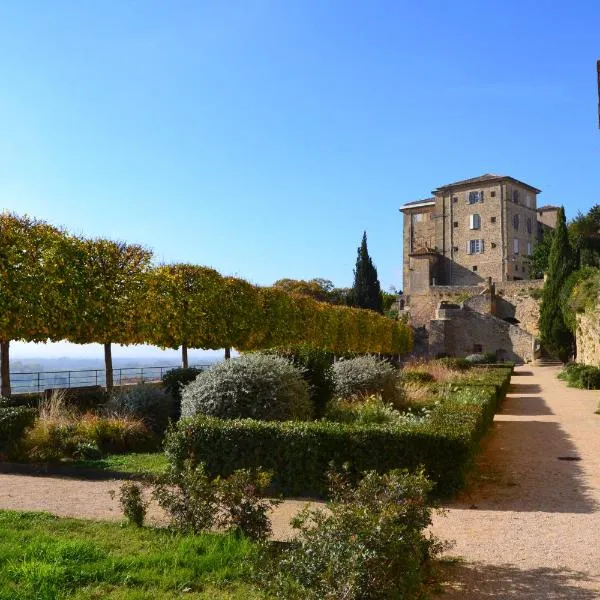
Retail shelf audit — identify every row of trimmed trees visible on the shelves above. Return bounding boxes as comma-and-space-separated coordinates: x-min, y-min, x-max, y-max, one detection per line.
0, 214, 412, 396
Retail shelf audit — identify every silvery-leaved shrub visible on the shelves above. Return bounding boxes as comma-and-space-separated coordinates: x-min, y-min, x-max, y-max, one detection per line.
258, 467, 444, 599
180, 354, 312, 421
332, 355, 402, 405
108, 383, 174, 434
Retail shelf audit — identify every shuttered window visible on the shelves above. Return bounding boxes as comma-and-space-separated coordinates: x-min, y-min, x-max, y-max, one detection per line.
467, 239, 484, 254
469, 214, 481, 229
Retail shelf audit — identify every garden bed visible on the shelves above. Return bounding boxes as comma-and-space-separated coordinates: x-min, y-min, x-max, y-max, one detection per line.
166, 366, 513, 497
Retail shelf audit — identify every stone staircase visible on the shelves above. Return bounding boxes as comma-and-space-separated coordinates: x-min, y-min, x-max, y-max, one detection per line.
535, 348, 564, 367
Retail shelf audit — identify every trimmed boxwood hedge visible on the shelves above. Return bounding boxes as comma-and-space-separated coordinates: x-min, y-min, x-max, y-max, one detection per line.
0, 402, 36, 455
164, 367, 513, 497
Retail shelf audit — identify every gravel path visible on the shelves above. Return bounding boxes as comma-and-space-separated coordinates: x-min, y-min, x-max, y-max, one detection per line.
1, 365, 599, 598
432, 365, 600, 598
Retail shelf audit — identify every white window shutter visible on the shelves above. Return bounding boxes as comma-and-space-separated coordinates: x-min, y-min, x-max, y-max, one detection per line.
469, 214, 474, 229
466, 241, 471, 254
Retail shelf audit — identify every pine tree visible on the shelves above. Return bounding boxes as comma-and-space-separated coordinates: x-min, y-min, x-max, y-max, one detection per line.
350, 232, 383, 313
539, 207, 575, 362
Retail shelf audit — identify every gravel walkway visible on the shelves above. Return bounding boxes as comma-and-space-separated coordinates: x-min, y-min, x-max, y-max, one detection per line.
432, 365, 600, 598
1, 365, 599, 598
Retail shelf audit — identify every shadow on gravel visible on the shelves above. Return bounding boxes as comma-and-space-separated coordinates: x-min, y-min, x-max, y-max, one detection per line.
440, 563, 599, 599
452, 420, 598, 513
512, 370, 534, 376
500, 396, 554, 416
509, 383, 542, 394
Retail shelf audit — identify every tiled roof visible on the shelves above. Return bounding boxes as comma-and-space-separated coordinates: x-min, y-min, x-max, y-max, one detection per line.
433, 174, 541, 194
399, 197, 435, 211
537, 205, 559, 212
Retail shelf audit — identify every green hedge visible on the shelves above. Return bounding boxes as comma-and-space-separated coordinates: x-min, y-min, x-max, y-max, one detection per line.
165, 367, 513, 497
0, 403, 36, 454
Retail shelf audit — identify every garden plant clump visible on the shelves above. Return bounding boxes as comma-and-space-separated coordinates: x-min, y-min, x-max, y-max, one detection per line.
266, 345, 335, 418
181, 353, 312, 422
107, 383, 174, 435
0, 398, 36, 457
14, 389, 157, 463
129, 460, 278, 540
161, 366, 203, 420
332, 355, 402, 406
259, 467, 444, 600
167, 364, 513, 496
558, 362, 600, 390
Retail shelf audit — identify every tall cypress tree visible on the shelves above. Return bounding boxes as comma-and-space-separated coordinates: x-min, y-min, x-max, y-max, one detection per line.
539, 206, 575, 362
350, 231, 383, 313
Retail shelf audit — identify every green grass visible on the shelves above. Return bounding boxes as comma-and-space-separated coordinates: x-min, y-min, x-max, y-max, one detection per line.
71, 452, 169, 476
0, 510, 265, 599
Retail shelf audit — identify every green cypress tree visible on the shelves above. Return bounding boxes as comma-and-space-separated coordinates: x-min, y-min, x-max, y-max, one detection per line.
539, 206, 575, 362
350, 232, 383, 313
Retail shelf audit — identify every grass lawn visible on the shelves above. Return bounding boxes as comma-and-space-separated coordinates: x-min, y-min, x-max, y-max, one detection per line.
71, 452, 169, 476
0, 510, 265, 600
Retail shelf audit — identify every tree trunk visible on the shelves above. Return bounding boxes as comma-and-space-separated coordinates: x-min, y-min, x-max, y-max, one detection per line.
0, 340, 11, 398
104, 342, 114, 390
224, 347, 231, 360
181, 343, 189, 368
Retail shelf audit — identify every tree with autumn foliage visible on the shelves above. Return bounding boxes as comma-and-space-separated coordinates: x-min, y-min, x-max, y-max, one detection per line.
66, 238, 152, 388
142, 264, 231, 367
0, 213, 69, 396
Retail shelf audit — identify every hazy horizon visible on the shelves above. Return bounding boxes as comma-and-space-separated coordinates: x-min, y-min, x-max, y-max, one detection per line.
10, 341, 232, 362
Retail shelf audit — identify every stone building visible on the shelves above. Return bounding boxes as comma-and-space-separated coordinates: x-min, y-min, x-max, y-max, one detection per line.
400, 174, 558, 295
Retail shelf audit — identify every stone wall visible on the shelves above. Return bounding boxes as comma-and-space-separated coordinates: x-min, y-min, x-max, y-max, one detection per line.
406, 279, 543, 334
576, 307, 600, 367
495, 280, 544, 337
430, 306, 537, 363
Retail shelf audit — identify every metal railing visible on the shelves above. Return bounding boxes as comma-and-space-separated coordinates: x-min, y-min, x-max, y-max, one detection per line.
9, 364, 211, 394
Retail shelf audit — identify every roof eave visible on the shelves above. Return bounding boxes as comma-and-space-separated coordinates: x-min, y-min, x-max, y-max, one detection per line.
399, 201, 436, 212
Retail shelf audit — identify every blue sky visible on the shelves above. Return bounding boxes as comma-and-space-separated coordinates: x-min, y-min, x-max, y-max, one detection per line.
1, 1, 599, 358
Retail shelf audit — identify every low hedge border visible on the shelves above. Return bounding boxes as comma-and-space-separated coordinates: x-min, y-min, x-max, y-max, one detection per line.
165, 366, 513, 497
0, 404, 36, 455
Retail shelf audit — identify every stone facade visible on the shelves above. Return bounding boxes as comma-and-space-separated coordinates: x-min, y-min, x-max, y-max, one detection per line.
400, 174, 556, 296
405, 280, 543, 333
494, 280, 544, 337
576, 307, 600, 367
429, 305, 538, 363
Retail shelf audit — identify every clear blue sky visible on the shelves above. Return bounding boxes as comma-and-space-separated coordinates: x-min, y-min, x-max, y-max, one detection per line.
1, 1, 599, 358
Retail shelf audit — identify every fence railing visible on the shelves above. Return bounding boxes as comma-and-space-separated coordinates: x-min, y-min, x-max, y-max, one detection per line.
9, 364, 211, 394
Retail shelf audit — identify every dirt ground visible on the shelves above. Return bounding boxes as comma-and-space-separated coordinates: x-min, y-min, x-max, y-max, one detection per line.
1, 365, 600, 598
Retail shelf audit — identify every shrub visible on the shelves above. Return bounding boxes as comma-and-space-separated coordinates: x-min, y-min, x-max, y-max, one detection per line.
0, 402, 36, 455
152, 460, 277, 540
401, 370, 435, 384
161, 367, 203, 421
558, 363, 600, 389
260, 468, 443, 599
215, 468, 278, 541
324, 394, 404, 425
166, 367, 513, 497
266, 346, 335, 418
152, 461, 217, 534
180, 354, 312, 422
107, 383, 174, 435
465, 353, 488, 364
435, 357, 472, 371
332, 355, 401, 405
20, 412, 157, 462
117, 481, 148, 527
